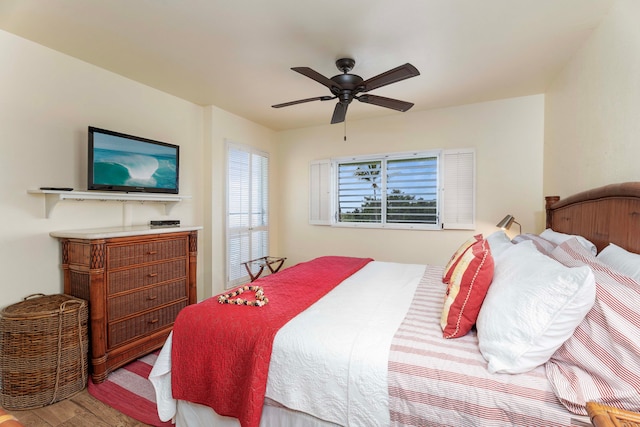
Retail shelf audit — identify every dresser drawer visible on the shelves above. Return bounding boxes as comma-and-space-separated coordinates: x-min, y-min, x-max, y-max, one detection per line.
107, 258, 186, 294
108, 280, 187, 321
107, 237, 188, 269
107, 301, 186, 348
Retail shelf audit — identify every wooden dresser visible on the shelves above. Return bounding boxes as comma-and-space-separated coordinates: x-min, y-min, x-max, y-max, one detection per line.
50, 226, 201, 383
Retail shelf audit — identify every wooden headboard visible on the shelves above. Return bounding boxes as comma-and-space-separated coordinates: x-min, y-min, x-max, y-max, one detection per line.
545, 182, 640, 254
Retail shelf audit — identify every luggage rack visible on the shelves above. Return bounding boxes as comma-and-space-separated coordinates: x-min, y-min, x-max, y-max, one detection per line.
242, 256, 287, 282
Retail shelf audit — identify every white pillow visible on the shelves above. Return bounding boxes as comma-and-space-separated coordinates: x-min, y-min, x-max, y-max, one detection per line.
597, 243, 640, 282
540, 228, 597, 255
476, 240, 596, 374
485, 230, 513, 261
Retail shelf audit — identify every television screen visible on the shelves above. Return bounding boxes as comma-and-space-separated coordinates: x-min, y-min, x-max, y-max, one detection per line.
88, 126, 179, 194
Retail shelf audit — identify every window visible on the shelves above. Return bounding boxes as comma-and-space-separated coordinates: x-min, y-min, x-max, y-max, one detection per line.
310, 148, 475, 230
226, 142, 269, 287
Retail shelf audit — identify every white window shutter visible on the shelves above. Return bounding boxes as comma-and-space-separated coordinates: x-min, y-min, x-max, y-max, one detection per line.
226, 141, 269, 288
442, 149, 475, 230
309, 160, 332, 225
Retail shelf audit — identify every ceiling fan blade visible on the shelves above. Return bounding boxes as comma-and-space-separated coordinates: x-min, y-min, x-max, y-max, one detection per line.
331, 102, 348, 124
360, 63, 420, 92
272, 96, 335, 108
292, 67, 342, 91
356, 94, 414, 112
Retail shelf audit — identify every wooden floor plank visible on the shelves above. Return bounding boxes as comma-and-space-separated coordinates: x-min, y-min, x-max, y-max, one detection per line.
70, 391, 148, 426
58, 410, 129, 427
23, 398, 83, 425
3, 411, 52, 427
2, 389, 152, 427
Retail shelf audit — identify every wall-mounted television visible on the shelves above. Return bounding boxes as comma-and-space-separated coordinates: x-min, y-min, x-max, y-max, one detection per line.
88, 126, 179, 194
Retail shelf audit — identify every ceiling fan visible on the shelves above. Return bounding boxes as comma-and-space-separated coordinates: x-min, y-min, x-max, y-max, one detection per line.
272, 58, 420, 124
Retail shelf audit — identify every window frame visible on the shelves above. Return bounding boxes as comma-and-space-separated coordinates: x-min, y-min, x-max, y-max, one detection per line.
332, 150, 442, 231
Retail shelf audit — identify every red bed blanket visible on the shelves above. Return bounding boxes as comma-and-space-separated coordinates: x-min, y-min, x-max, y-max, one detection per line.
171, 256, 373, 427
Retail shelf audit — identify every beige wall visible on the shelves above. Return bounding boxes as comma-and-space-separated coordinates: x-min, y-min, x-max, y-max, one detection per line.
544, 0, 640, 198
0, 29, 205, 306
275, 95, 545, 267
204, 106, 277, 298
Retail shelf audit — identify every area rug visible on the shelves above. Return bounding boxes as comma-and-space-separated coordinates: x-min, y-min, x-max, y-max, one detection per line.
88, 351, 172, 427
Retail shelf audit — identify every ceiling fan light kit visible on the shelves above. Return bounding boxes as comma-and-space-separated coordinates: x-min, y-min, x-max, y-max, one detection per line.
272, 58, 420, 124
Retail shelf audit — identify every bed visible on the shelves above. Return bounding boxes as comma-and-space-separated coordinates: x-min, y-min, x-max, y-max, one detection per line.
149, 182, 640, 427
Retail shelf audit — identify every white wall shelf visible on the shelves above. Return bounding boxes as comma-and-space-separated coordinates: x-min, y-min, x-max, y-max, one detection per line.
28, 189, 190, 218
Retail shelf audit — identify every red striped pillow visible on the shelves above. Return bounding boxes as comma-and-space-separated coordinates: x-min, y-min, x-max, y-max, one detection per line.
441, 238, 494, 338
545, 238, 640, 415
442, 234, 482, 284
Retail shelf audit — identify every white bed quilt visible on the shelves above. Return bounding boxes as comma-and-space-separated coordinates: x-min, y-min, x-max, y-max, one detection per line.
150, 261, 425, 426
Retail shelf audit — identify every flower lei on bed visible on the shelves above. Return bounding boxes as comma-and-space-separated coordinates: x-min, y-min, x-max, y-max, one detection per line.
217, 285, 269, 307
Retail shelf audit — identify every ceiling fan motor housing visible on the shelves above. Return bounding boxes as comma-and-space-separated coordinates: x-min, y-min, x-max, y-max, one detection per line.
331, 73, 364, 104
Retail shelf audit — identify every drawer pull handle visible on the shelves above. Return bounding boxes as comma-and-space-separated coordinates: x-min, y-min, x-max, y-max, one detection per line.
147, 251, 158, 255
148, 273, 158, 277
147, 295, 158, 301
148, 319, 159, 324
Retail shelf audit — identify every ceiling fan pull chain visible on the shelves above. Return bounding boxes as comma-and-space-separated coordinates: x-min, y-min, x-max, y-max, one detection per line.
344, 119, 347, 142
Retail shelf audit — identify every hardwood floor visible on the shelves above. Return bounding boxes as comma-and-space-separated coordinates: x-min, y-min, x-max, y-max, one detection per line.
2, 389, 151, 427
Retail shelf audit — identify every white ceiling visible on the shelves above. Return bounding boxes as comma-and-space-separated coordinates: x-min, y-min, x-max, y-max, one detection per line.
0, 0, 614, 131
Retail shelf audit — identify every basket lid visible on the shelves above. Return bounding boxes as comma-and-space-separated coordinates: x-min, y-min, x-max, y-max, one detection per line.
1, 294, 85, 318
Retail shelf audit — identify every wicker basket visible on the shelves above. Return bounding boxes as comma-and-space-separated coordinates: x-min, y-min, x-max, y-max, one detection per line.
0, 294, 88, 410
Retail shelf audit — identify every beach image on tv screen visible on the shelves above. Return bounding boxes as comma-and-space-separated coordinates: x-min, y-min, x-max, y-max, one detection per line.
93, 133, 177, 189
